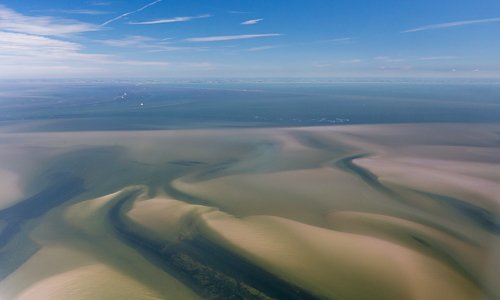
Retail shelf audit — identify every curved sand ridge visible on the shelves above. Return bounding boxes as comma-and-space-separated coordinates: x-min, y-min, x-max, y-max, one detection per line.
15, 264, 166, 300
0, 188, 202, 300
0, 123, 499, 299
0, 169, 23, 210
123, 195, 485, 300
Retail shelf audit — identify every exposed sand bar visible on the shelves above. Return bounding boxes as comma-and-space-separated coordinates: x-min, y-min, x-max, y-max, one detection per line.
0, 123, 498, 299
124, 195, 484, 299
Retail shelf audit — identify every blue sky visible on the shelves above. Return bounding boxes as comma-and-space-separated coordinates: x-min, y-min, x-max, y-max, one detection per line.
0, 0, 499, 78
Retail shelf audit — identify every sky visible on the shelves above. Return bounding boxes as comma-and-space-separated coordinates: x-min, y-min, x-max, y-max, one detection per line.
0, 0, 499, 78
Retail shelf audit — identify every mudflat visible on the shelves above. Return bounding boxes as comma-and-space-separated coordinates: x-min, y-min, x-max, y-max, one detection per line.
0, 123, 498, 300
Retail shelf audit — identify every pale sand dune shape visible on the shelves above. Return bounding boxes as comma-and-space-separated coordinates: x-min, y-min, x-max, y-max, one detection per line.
0, 123, 499, 299
394, 145, 500, 165
14, 264, 166, 300
126, 197, 218, 241
294, 124, 500, 164
63, 190, 124, 236
0, 169, 23, 210
0, 246, 98, 300
302, 123, 500, 147
172, 166, 398, 227
123, 197, 483, 300
1, 189, 201, 300
386, 157, 500, 182
354, 156, 500, 209
326, 211, 489, 283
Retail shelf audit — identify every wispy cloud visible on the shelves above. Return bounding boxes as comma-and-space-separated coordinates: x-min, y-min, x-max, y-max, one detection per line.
228, 11, 248, 14
0, 5, 99, 36
130, 14, 211, 24
241, 18, 262, 25
101, 0, 162, 26
61, 9, 111, 15
419, 56, 458, 60
98, 35, 156, 47
375, 56, 406, 62
97, 35, 206, 51
315, 37, 351, 43
116, 60, 170, 66
340, 59, 361, 63
0, 30, 179, 67
0, 31, 109, 63
31, 9, 111, 15
186, 33, 282, 42
92, 1, 112, 5
314, 63, 332, 67
247, 45, 284, 51
402, 18, 500, 33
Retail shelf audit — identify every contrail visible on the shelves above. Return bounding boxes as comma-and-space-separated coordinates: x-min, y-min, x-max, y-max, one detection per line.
402, 17, 500, 33
101, 0, 162, 26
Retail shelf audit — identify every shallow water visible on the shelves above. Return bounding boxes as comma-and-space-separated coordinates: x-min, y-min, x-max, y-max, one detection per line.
0, 82, 499, 300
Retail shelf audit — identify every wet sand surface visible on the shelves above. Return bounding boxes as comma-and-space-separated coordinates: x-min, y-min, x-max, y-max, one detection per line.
0, 122, 499, 299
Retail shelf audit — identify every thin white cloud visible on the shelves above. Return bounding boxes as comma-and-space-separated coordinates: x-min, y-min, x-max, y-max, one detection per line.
130, 14, 211, 24
385, 58, 406, 62
186, 33, 282, 42
402, 18, 500, 33
30, 9, 111, 15
314, 63, 332, 67
92, 1, 112, 5
98, 35, 156, 47
419, 56, 458, 60
375, 56, 406, 62
61, 9, 111, 15
0, 30, 178, 66
0, 31, 109, 63
340, 59, 361, 63
117, 60, 170, 66
0, 5, 99, 36
247, 45, 283, 51
241, 18, 262, 25
97, 35, 206, 51
101, 0, 162, 26
315, 38, 351, 43
228, 11, 248, 14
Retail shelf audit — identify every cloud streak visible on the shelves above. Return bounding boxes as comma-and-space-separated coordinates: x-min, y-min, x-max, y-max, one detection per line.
0, 30, 109, 63
30, 9, 111, 15
0, 5, 99, 36
247, 45, 283, 51
0, 31, 181, 67
402, 18, 500, 33
241, 18, 262, 25
97, 35, 207, 51
61, 9, 111, 15
101, 0, 162, 26
92, 1, 112, 6
130, 14, 211, 24
419, 56, 458, 60
186, 33, 282, 42
315, 37, 351, 43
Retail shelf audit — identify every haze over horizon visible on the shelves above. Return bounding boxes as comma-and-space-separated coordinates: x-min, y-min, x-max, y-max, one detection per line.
0, 0, 499, 78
